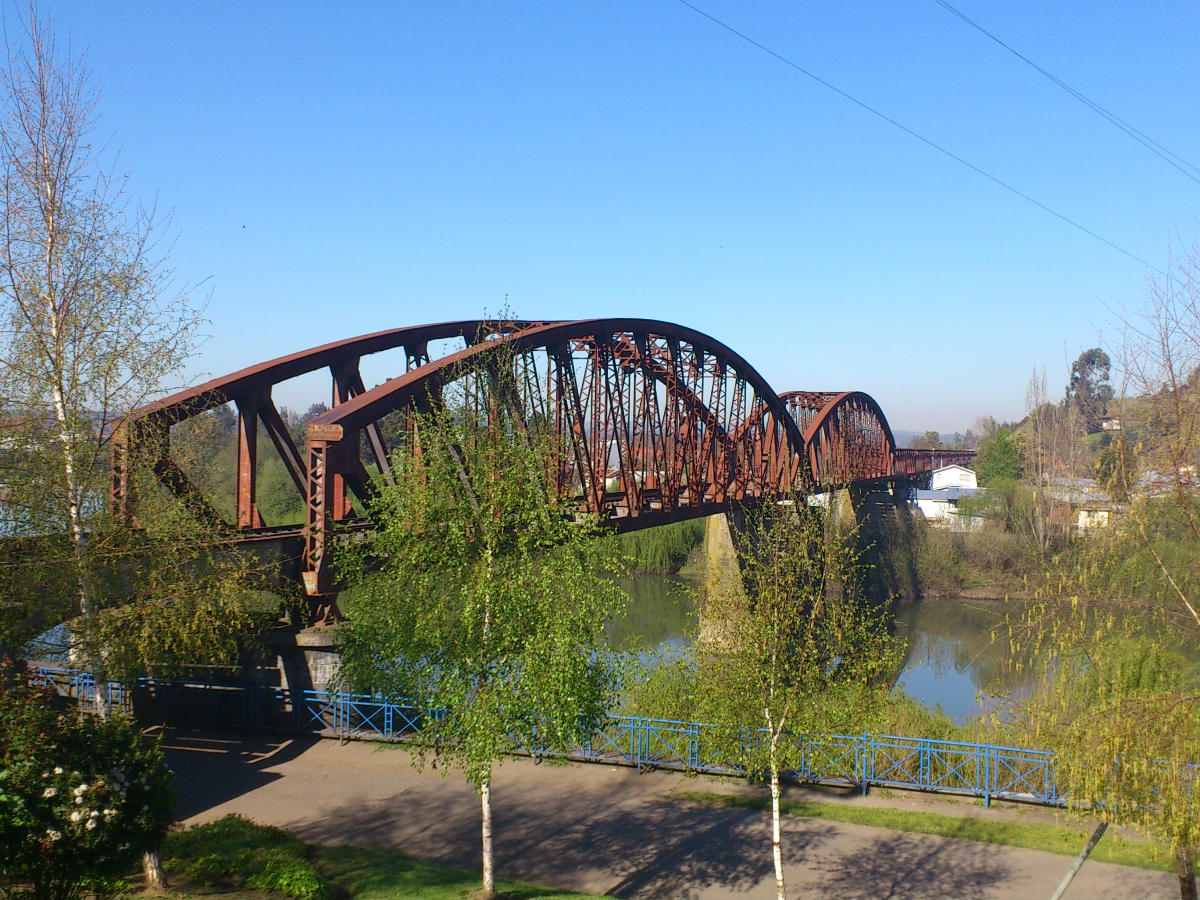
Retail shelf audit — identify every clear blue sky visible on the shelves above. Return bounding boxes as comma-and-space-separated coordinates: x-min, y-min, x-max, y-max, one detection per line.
48, 1, 1200, 433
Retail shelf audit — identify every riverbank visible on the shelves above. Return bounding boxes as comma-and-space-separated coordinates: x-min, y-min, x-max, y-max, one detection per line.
165, 726, 1176, 899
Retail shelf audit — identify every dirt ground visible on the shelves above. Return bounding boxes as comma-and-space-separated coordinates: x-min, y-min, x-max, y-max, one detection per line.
164, 727, 1178, 900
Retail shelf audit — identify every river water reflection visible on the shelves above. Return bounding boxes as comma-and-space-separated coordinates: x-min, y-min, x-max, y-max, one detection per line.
609, 574, 1023, 723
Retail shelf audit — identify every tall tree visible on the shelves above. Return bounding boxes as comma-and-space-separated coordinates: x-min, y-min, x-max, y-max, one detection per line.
0, 6, 202, 696
1011, 245, 1200, 900
336, 356, 627, 900
701, 498, 900, 900
974, 428, 1022, 484
908, 430, 945, 450
1066, 347, 1114, 433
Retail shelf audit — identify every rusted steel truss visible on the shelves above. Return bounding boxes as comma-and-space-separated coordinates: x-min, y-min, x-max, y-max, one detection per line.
113, 318, 972, 615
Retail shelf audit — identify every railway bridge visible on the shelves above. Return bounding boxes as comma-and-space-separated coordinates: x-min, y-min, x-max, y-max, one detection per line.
111, 319, 972, 623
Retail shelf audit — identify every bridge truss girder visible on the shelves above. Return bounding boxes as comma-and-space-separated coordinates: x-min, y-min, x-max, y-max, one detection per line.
113, 318, 973, 618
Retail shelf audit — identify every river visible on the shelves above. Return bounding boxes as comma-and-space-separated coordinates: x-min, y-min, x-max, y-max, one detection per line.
609, 574, 1022, 724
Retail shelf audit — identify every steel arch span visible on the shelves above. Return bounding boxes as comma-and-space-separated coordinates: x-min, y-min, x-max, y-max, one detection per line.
113, 319, 973, 606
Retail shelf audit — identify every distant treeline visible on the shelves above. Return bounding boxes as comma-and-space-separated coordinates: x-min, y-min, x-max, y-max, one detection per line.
613, 518, 706, 575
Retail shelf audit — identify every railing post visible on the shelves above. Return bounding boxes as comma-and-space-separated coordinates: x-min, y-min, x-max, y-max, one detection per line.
861, 734, 871, 796
982, 744, 991, 808
634, 717, 644, 772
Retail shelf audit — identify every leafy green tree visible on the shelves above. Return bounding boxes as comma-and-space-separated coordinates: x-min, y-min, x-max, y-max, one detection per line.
0, 12, 282, 888
0, 670, 173, 900
0, 7, 203, 685
1009, 249, 1200, 900
1066, 348, 1115, 433
336, 374, 627, 900
1093, 429, 1139, 502
699, 499, 900, 900
974, 429, 1023, 484
908, 430, 945, 450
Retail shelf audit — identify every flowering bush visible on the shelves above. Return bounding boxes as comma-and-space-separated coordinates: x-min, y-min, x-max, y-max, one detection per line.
0, 672, 173, 900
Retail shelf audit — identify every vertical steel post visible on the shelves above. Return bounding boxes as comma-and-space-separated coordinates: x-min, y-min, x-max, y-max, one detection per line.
236, 393, 264, 528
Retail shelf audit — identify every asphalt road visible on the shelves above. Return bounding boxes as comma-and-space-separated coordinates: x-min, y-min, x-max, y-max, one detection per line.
165, 728, 1177, 900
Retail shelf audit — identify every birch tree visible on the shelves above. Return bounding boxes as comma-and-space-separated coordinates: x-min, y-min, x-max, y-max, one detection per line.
701, 498, 900, 900
335, 359, 627, 900
1010, 244, 1200, 900
0, 7, 201, 701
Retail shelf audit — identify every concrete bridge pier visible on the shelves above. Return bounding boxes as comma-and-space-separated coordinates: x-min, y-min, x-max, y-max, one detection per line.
262, 627, 340, 693
849, 479, 921, 606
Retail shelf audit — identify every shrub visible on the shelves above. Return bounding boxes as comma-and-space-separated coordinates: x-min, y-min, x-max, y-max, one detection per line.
163, 815, 334, 900
0, 670, 173, 900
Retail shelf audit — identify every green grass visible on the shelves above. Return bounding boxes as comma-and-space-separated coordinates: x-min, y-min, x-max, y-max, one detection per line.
163, 816, 334, 899
675, 790, 1173, 872
314, 846, 607, 900
162, 815, 606, 900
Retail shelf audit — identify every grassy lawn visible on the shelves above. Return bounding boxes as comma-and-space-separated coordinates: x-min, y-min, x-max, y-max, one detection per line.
314, 846, 606, 900
675, 790, 1173, 872
159, 815, 606, 900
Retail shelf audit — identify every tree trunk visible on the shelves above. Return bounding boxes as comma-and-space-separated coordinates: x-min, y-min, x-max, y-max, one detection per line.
480, 775, 496, 900
769, 740, 786, 900
1049, 821, 1106, 900
142, 849, 168, 892
1178, 845, 1197, 900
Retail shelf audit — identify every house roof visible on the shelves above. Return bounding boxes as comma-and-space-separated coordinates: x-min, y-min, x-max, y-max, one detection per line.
912, 488, 981, 501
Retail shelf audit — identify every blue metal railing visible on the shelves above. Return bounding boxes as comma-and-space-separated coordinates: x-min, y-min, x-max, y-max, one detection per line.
26, 665, 1059, 807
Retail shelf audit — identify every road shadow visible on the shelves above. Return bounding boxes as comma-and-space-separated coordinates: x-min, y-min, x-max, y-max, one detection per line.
290, 771, 1015, 899
293, 773, 794, 898
162, 726, 321, 820
790, 825, 1009, 900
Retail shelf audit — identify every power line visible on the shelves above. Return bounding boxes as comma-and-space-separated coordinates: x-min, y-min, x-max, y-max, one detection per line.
675, 0, 1166, 276
933, 0, 1200, 186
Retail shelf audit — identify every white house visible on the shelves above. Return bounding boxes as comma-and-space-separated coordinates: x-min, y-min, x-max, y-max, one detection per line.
911, 465, 982, 530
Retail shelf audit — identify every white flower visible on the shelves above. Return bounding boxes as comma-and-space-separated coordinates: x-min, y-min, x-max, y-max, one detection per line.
74, 797, 83, 805
84, 818, 97, 831
42, 787, 57, 798
45, 829, 61, 842
69, 811, 82, 823
53, 767, 63, 775
102, 808, 116, 820
73, 785, 87, 797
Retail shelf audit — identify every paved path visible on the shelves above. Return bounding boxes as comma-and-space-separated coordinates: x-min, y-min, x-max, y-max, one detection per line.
165, 728, 1176, 899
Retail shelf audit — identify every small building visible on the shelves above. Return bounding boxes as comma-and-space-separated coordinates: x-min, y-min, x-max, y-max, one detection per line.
910, 465, 982, 531
930, 465, 978, 491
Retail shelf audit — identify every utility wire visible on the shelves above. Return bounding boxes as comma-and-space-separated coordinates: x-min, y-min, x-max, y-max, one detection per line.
676, 0, 1165, 276
934, 0, 1200, 186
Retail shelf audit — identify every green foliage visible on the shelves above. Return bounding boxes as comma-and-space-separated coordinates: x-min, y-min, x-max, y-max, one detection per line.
1008, 507, 1200, 862
1069, 496, 1200, 606
903, 518, 1033, 597
0, 674, 173, 900
1093, 430, 1139, 502
619, 650, 701, 721
700, 500, 902, 752
314, 845, 607, 899
974, 430, 1023, 484
1066, 347, 1115, 433
857, 688, 967, 742
163, 815, 334, 900
1011, 622, 1200, 855
612, 518, 705, 574
908, 429, 945, 450
336, 393, 628, 789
